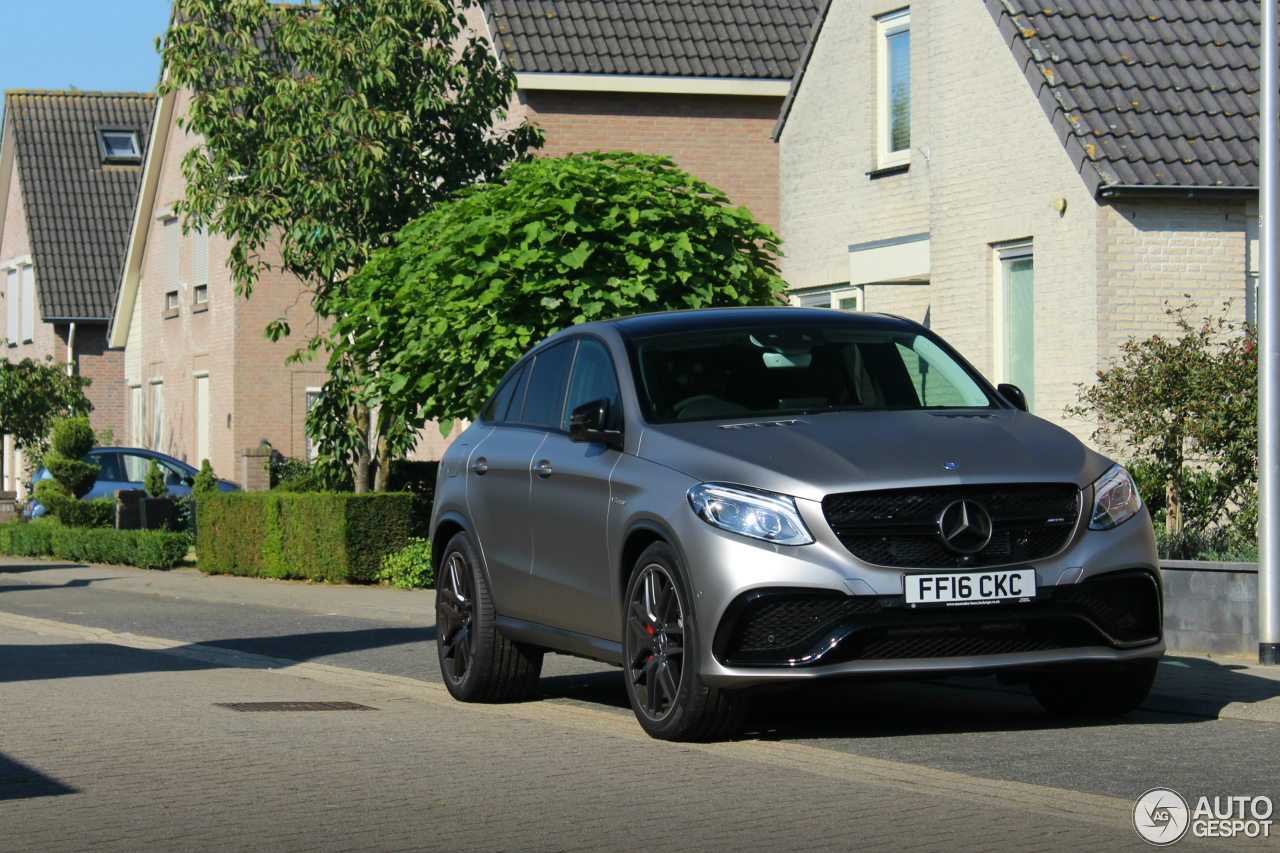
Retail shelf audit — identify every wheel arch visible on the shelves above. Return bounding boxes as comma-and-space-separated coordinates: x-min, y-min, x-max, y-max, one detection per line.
619, 519, 688, 607
431, 511, 471, 574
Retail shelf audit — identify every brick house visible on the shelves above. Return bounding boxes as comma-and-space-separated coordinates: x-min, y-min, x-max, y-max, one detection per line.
108, 1, 822, 482
775, 0, 1258, 437
0, 90, 155, 496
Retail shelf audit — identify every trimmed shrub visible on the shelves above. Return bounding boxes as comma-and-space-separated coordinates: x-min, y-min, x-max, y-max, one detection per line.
144, 460, 169, 498
0, 521, 190, 570
197, 491, 411, 583
276, 473, 322, 492
385, 460, 439, 538
376, 537, 433, 589
193, 459, 218, 495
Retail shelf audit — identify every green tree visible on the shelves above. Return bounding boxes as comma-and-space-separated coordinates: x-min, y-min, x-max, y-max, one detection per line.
160, 0, 542, 490
309, 151, 786, 483
192, 459, 219, 496
1066, 300, 1256, 535
34, 418, 112, 527
144, 460, 170, 500
0, 355, 92, 487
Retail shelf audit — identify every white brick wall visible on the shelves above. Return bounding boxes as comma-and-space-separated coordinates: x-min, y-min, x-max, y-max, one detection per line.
778, 0, 1252, 444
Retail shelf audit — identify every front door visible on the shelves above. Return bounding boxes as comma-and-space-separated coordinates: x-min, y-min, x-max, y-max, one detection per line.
528, 338, 624, 639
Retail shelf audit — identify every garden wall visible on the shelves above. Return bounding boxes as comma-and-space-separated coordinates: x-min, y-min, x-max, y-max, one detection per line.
1161, 561, 1259, 658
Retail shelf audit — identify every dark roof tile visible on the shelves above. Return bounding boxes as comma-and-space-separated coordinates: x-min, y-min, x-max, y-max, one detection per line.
487, 0, 819, 79
4, 91, 155, 321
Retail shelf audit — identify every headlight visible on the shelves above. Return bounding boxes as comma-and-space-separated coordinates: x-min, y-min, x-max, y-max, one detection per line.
687, 483, 815, 546
1089, 464, 1142, 530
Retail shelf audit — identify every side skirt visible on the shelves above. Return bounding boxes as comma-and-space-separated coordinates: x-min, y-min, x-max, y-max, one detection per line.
495, 616, 623, 667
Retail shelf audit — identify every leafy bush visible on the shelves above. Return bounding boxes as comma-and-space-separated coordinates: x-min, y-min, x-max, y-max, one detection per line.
193, 459, 219, 495
376, 538, 433, 589
385, 460, 439, 537
1154, 526, 1259, 563
266, 455, 314, 489
34, 417, 104, 526
276, 473, 323, 493
1068, 300, 1255, 536
197, 491, 411, 582
0, 521, 190, 570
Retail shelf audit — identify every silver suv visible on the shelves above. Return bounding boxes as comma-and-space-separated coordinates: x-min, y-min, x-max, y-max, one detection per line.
431, 308, 1162, 740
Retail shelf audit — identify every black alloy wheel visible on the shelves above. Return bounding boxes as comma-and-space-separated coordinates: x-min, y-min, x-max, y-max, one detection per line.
435, 531, 543, 702
622, 542, 749, 741
437, 549, 474, 684
628, 562, 686, 719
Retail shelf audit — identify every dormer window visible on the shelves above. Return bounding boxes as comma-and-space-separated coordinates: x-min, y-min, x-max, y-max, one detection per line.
99, 129, 141, 163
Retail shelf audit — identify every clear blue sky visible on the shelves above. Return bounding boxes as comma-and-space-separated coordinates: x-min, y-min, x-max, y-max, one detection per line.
1, 1, 173, 120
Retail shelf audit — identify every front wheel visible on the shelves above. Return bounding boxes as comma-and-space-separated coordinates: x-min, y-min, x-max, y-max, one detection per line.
1030, 658, 1158, 717
436, 531, 543, 702
622, 542, 749, 741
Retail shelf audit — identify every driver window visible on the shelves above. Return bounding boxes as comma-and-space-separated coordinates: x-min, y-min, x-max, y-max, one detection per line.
120, 453, 151, 483
561, 339, 623, 431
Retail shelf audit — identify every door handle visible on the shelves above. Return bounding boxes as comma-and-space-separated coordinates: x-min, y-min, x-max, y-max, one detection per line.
533, 460, 553, 479
470, 458, 489, 475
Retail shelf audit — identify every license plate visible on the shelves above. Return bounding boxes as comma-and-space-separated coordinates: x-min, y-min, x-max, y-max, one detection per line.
903, 568, 1036, 608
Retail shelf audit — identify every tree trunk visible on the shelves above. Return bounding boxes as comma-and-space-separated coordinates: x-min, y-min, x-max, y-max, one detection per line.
1166, 437, 1184, 535
353, 401, 372, 494
0, 433, 6, 489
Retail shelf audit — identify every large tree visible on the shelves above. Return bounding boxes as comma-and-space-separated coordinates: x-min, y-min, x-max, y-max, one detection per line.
161, 0, 542, 490
0, 356, 92, 486
309, 152, 786, 483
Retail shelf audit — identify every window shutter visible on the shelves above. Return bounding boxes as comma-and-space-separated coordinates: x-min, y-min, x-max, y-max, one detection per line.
5, 270, 16, 343
193, 228, 208, 286
21, 265, 34, 341
165, 219, 179, 292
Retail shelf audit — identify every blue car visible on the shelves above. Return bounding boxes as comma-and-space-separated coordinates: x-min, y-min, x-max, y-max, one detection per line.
28, 447, 240, 518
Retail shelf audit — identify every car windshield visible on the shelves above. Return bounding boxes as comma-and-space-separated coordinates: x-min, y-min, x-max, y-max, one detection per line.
632, 325, 997, 423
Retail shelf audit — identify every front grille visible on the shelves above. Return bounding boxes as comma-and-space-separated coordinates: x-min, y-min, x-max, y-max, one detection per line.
713, 570, 1161, 667
823, 483, 1081, 568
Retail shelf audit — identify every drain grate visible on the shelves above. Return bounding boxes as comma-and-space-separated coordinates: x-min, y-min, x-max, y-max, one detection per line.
214, 701, 379, 712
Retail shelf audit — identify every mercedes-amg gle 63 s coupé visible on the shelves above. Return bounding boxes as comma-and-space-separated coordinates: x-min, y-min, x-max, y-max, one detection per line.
431, 307, 1162, 740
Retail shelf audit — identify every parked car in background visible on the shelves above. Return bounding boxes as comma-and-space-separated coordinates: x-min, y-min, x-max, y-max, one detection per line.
431, 307, 1163, 741
28, 447, 240, 518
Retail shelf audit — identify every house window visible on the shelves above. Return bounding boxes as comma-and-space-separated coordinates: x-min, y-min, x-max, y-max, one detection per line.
877, 9, 911, 168
150, 381, 164, 450
193, 227, 209, 287
796, 287, 865, 312
195, 374, 211, 466
130, 385, 146, 448
20, 265, 34, 342
305, 389, 321, 462
99, 129, 141, 163
194, 285, 208, 307
5, 269, 15, 345
164, 217, 179, 292
995, 242, 1035, 410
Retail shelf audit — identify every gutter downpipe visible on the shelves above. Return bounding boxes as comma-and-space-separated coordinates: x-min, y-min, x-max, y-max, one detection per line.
1260, 0, 1280, 666
66, 322, 76, 377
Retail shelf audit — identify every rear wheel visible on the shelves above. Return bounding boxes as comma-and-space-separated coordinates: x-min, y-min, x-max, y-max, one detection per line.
1030, 658, 1158, 717
623, 542, 749, 741
436, 531, 543, 702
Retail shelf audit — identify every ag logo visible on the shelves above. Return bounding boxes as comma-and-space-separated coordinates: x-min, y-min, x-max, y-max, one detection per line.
1134, 788, 1190, 846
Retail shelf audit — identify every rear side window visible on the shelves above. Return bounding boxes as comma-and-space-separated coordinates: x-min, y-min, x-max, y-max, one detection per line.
90, 452, 123, 482
519, 341, 575, 428
482, 362, 527, 424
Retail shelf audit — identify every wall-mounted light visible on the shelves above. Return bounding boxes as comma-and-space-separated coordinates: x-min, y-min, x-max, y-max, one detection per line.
1052, 197, 1068, 215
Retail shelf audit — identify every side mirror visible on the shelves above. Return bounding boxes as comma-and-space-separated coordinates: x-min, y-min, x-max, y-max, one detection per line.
183, 475, 196, 487
997, 383, 1029, 413
569, 398, 623, 449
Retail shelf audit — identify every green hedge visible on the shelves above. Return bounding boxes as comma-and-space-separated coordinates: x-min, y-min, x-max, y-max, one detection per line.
385, 460, 439, 538
196, 491, 412, 582
0, 521, 191, 571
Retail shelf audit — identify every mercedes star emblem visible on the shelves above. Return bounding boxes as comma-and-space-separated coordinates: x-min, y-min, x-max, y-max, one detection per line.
937, 499, 994, 554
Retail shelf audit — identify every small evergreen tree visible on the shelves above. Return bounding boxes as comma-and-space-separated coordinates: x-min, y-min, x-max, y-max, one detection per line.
34, 418, 110, 527
144, 460, 169, 499
192, 459, 218, 496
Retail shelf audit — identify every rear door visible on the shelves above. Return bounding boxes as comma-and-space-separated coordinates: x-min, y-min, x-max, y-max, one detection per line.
464, 343, 573, 622
527, 338, 625, 638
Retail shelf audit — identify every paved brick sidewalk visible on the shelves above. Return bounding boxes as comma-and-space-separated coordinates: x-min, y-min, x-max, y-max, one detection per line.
0, 614, 1217, 853
4, 555, 1280, 724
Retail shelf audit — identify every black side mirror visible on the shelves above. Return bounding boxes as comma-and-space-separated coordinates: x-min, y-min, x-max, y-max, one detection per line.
997, 383, 1029, 413
569, 398, 623, 449
183, 475, 196, 487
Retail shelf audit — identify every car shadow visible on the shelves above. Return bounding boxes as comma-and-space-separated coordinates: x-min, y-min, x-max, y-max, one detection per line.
0, 578, 121, 595
0, 752, 77, 801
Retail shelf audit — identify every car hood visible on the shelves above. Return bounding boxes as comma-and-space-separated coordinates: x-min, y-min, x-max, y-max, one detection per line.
635, 410, 1112, 502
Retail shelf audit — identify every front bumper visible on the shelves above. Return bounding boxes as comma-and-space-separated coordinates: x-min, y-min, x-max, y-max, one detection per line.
679, 498, 1163, 689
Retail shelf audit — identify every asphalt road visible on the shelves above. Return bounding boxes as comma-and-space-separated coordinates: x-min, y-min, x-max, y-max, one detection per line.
2, 567, 1278, 809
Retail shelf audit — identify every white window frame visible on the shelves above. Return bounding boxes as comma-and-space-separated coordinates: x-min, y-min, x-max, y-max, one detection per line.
20, 264, 34, 343
792, 286, 866, 311
98, 128, 141, 163
129, 384, 146, 448
993, 241, 1034, 399
5, 268, 17, 345
876, 9, 912, 169
150, 379, 164, 451
305, 387, 322, 462
194, 372, 211, 466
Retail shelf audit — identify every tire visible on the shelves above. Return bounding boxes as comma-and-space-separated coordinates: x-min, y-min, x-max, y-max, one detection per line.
436, 531, 543, 702
622, 542, 749, 741
1030, 658, 1159, 717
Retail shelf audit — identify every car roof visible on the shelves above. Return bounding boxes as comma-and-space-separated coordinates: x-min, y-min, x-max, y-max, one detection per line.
588, 306, 924, 339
